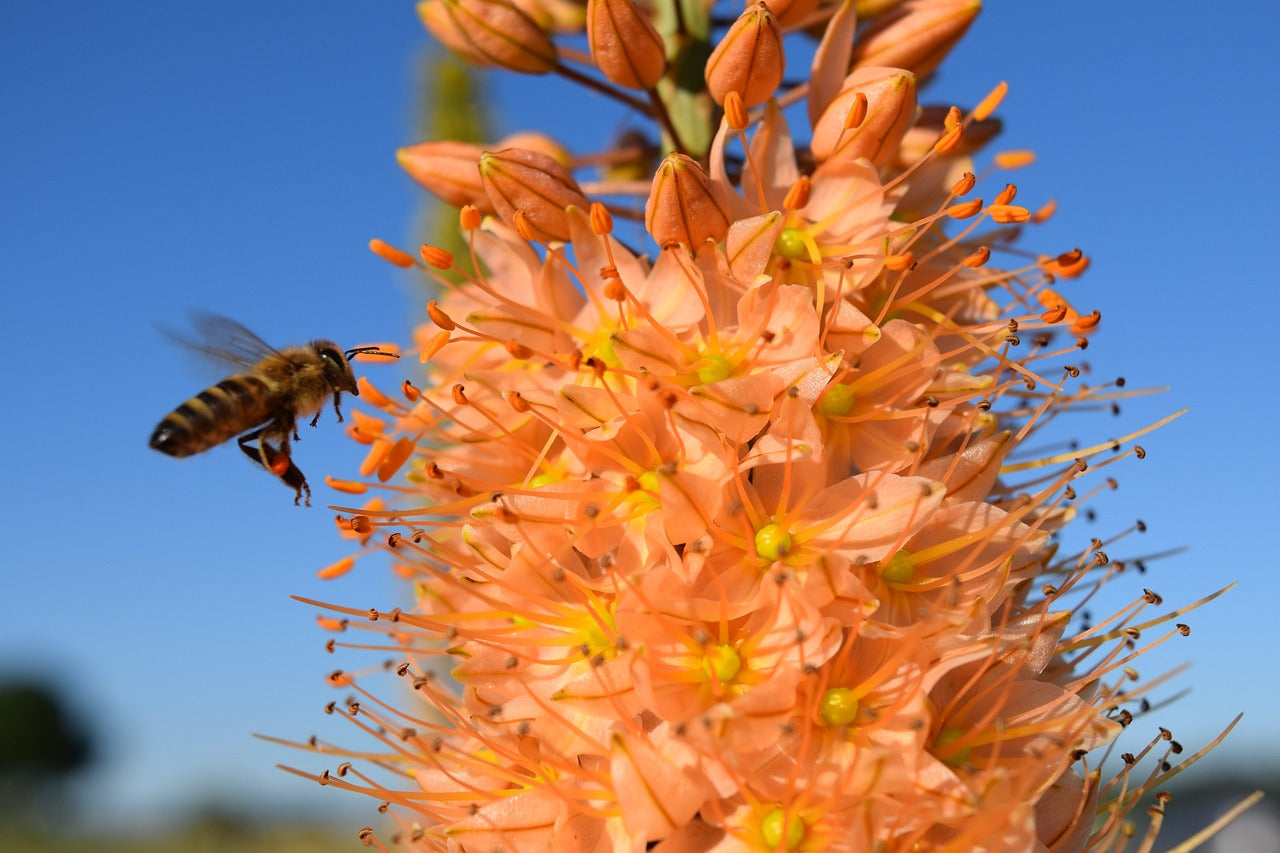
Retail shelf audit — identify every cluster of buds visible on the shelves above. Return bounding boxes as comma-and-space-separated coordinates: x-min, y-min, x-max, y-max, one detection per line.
282, 1, 1230, 850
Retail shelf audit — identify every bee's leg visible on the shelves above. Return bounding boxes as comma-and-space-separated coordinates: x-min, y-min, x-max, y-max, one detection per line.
279, 460, 312, 507
312, 392, 343, 428
237, 426, 274, 471
237, 425, 309, 506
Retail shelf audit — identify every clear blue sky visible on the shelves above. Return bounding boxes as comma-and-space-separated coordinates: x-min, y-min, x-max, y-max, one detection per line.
2, 0, 1278, 833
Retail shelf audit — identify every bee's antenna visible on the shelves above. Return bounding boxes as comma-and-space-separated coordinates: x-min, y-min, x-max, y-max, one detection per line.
345, 346, 400, 361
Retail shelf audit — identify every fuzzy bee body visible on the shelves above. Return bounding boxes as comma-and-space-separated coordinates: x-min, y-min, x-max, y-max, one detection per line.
149, 317, 394, 506
150, 373, 279, 458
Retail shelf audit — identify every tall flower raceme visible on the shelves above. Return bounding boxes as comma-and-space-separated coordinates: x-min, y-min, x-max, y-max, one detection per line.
275, 1, 1240, 850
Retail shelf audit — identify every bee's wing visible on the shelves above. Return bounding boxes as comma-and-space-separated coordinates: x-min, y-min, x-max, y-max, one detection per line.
160, 312, 283, 371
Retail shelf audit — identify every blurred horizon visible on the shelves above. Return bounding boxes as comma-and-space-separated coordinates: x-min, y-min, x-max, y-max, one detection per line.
2, 0, 1279, 844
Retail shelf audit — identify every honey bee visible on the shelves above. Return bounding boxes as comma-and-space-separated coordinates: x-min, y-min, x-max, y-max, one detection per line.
149, 315, 397, 506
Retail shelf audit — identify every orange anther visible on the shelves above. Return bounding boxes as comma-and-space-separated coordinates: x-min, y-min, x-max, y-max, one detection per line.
506, 391, 531, 412
589, 201, 614, 235
932, 124, 963, 154
317, 556, 357, 580
356, 376, 393, 408
994, 183, 1017, 205
378, 436, 417, 482
504, 339, 533, 359
783, 176, 811, 211
451, 384, 468, 405
962, 246, 990, 268
950, 171, 976, 197
420, 244, 454, 269
844, 92, 868, 130
401, 379, 421, 402
724, 90, 749, 130
1033, 198, 1057, 222
369, 238, 416, 268
946, 198, 984, 219
324, 476, 369, 495
989, 204, 1031, 224
972, 81, 1008, 122
459, 204, 482, 231
426, 301, 456, 331
994, 150, 1036, 170
884, 252, 915, 271
421, 330, 451, 361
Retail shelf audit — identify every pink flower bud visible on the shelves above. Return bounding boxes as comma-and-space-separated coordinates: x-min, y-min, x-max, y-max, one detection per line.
417, 0, 559, 74
850, 0, 981, 79
396, 141, 494, 212
479, 147, 590, 242
704, 3, 785, 107
644, 153, 732, 249
587, 0, 667, 90
810, 66, 917, 165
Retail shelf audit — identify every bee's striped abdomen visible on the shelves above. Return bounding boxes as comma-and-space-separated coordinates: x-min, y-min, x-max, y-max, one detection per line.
149, 375, 276, 457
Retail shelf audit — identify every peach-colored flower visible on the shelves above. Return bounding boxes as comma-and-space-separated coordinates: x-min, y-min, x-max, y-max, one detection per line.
286, 1, 1226, 850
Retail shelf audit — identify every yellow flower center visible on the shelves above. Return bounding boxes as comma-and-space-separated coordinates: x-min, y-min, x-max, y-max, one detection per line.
761, 807, 806, 849
700, 644, 741, 684
628, 470, 662, 509
818, 382, 856, 417
695, 351, 733, 384
774, 227, 809, 260
880, 549, 915, 584
818, 687, 859, 726
934, 727, 972, 767
754, 523, 792, 562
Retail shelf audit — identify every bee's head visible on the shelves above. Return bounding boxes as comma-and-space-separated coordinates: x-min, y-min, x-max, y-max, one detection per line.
312, 340, 360, 395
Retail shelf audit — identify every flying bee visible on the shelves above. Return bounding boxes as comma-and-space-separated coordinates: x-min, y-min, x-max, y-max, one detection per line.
149, 315, 397, 506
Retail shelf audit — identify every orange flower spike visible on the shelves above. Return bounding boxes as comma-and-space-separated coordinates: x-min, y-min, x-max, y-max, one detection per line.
396, 141, 494, 211
810, 67, 917, 165
416, 0, 558, 73
644, 153, 733, 249
849, 0, 981, 79
704, 3, 785, 108
478, 147, 590, 242
586, 0, 666, 90
368, 238, 416, 269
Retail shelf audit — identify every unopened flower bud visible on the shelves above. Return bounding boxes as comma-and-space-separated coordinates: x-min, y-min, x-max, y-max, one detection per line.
495, 131, 572, 166
705, 3, 785, 107
811, 67, 916, 165
645, 153, 732, 249
397, 141, 494, 211
479, 147, 590, 242
510, 0, 586, 32
850, 0, 981, 79
587, 0, 666, 90
757, 0, 821, 28
417, 0, 558, 74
